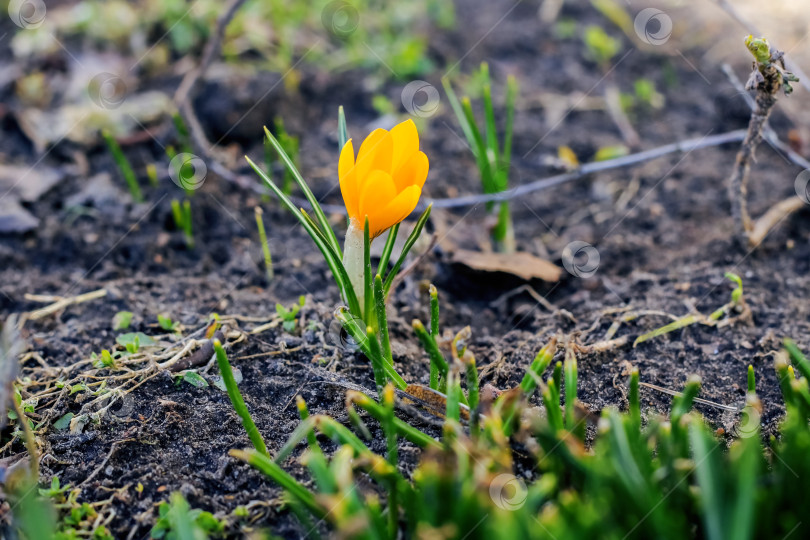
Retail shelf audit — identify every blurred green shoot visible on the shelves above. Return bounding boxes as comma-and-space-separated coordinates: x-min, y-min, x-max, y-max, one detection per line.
254, 206, 274, 282
442, 63, 517, 252
170, 199, 194, 248
213, 339, 269, 457
634, 273, 747, 347
102, 130, 143, 203
583, 25, 620, 67
264, 117, 300, 196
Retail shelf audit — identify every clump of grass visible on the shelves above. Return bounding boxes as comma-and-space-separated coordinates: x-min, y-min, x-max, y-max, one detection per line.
443, 63, 518, 252
213, 336, 810, 539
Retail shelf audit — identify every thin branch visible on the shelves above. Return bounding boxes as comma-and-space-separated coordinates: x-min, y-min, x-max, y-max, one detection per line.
721, 64, 810, 170
173, 0, 248, 105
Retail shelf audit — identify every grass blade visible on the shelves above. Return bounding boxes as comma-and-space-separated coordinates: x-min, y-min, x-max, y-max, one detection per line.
383, 205, 432, 295
247, 156, 361, 316
214, 340, 269, 457
441, 77, 477, 151
374, 274, 393, 365
231, 449, 323, 518
338, 105, 349, 151
263, 127, 341, 255
364, 218, 373, 323
413, 319, 448, 387
102, 130, 143, 203
377, 223, 399, 276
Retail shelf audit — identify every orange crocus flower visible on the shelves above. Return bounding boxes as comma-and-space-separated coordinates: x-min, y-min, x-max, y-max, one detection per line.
339, 119, 429, 239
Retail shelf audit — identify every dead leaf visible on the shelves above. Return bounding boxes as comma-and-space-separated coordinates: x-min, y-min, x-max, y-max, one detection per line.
451, 249, 562, 282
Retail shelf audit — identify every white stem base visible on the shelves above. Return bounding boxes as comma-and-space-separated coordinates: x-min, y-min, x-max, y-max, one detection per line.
343, 220, 365, 309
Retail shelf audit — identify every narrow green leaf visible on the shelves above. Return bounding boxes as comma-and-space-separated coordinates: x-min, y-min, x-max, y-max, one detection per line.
263, 127, 341, 256
247, 156, 360, 316
441, 77, 477, 151
374, 274, 392, 365
214, 340, 269, 457
363, 218, 373, 323
338, 105, 349, 151
461, 98, 496, 196
377, 223, 399, 276
564, 348, 578, 430
231, 449, 323, 518
383, 205, 432, 295
689, 419, 724, 540
413, 319, 448, 385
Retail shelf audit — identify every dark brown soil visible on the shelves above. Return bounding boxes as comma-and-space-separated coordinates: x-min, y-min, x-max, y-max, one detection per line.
2, 0, 809, 537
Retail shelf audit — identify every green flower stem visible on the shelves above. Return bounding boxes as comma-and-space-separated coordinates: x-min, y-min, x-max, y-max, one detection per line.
213, 340, 269, 457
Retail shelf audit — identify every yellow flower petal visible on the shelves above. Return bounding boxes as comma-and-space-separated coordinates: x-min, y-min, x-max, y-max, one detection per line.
355, 128, 393, 187
367, 185, 421, 238
358, 170, 397, 227
338, 139, 359, 220
392, 150, 429, 192
390, 119, 419, 172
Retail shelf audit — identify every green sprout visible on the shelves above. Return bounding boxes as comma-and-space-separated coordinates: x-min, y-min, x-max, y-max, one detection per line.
102, 130, 143, 203
583, 25, 620, 67
276, 296, 305, 333
443, 63, 518, 252
254, 206, 274, 282
264, 117, 300, 196
170, 199, 194, 248
157, 313, 180, 333
150, 492, 225, 540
